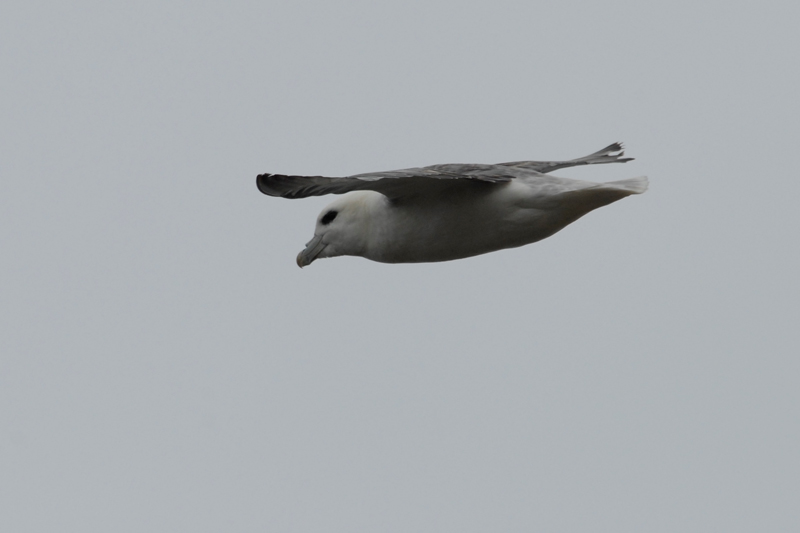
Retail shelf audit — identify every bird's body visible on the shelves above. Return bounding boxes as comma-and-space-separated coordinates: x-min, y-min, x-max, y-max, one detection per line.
256, 143, 647, 267
331, 175, 647, 264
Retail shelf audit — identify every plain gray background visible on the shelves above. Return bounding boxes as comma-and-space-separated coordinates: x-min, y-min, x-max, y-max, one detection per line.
2, 1, 798, 531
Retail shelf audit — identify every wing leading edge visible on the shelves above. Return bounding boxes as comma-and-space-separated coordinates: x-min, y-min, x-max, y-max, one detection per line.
256, 143, 633, 200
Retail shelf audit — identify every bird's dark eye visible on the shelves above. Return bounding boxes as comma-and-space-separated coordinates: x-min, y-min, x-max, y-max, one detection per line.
321, 210, 338, 225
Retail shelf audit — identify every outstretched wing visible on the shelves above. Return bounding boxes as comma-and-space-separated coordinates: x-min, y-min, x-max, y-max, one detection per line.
256, 143, 634, 200
497, 142, 633, 174
256, 164, 521, 200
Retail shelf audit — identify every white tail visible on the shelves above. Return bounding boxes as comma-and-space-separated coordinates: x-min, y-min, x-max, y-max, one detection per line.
602, 176, 649, 195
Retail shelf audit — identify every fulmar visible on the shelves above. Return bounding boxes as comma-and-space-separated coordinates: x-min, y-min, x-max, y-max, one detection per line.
256, 143, 647, 267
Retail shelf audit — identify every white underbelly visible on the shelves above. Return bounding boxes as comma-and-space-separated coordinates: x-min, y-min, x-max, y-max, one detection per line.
366, 193, 569, 263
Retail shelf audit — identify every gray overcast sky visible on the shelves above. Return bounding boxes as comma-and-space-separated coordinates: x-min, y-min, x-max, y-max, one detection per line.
1, 1, 798, 531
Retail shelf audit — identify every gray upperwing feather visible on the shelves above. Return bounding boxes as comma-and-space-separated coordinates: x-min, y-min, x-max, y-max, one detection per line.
256, 144, 634, 199
498, 142, 633, 174
256, 164, 516, 200
256, 173, 374, 199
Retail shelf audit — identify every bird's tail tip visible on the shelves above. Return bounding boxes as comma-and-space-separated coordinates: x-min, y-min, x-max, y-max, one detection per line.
604, 176, 649, 195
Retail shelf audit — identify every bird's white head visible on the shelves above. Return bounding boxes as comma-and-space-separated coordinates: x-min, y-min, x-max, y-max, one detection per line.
296, 191, 383, 267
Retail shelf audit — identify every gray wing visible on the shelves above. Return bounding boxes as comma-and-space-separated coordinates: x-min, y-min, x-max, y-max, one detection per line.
256, 163, 521, 200
498, 142, 633, 174
256, 142, 634, 200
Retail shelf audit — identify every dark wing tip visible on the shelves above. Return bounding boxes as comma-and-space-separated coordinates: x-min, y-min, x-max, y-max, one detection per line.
592, 142, 623, 156
256, 173, 276, 196
596, 142, 634, 163
256, 173, 306, 198
256, 173, 345, 199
